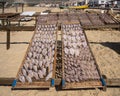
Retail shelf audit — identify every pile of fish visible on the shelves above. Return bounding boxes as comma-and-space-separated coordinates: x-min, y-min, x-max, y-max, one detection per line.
62, 24, 100, 83
18, 24, 57, 83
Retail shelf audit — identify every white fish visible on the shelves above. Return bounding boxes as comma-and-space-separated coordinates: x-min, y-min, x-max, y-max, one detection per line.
41, 67, 46, 76
23, 63, 29, 70
38, 70, 44, 78
28, 70, 34, 78
33, 65, 38, 72
19, 75, 25, 83
34, 59, 38, 65
28, 52, 32, 58
64, 48, 69, 54
26, 75, 32, 83
45, 71, 52, 81
70, 48, 75, 56
38, 61, 42, 68
28, 63, 32, 70
22, 68, 27, 76
75, 49, 79, 57
49, 64, 53, 72
33, 72, 39, 80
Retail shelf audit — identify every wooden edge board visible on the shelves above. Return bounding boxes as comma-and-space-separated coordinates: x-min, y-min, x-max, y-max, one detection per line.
14, 81, 50, 89
55, 78, 62, 85
52, 23, 58, 79
107, 13, 120, 24
61, 22, 80, 25
61, 24, 65, 80
105, 78, 120, 87
62, 80, 102, 89
15, 22, 58, 88
83, 24, 120, 29
0, 26, 35, 31
0, 78, 15, 85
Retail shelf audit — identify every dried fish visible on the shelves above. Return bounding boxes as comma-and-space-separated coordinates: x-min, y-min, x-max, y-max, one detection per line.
45, 71, 52, 81
33, 72, 39, 80
18, 24, 56, 83
28, 70, 34, 78
22, 68, 27, 76
19, 75, 25, 83
38, 70, 44, 78
33, 65, 38, 72
62, 24, 100, 83
26, 75, 32, 83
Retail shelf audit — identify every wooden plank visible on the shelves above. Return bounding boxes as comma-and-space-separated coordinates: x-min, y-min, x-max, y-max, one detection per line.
22, 4, 24, 12
0, 78, 14, 85
61, 24, 65, 81
106, 79, 120, 87
2, 2, 5, 14
55, 78, 61, 86
63, 80, 102, 89
83, 25, 120, 29
6, 30, 10, 50
52, 26, 58, 79
13, 81, 50, 89
0, 26, 35, 31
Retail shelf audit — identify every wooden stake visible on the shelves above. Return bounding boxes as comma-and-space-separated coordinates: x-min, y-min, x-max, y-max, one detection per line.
2, 2, 5, 14
22, 3, 24, 12
16, 4, 18, 12
6, 29, 10, 50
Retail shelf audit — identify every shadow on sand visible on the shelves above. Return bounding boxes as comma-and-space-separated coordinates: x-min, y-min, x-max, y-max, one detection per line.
90, 42, 120, 54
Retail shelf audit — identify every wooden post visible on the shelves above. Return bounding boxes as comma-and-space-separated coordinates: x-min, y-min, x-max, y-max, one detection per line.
35, 16, 37, 26
2, 19, 5, 26
22, 3, 24, 12
6, 29, 10, 50
16, 3, 18, 12
2, 2, 5, 13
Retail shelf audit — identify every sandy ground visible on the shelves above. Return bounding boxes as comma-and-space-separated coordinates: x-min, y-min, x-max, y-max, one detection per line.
0, 31, 34, 78
0, 87, 120, 96
85, 30, 120, 79
0, 7, 120, 96
0, 7, 63, 13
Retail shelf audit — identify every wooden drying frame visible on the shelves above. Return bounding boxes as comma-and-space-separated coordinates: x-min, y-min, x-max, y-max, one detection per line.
13, 22, 58, 89
61, 23, 103, 89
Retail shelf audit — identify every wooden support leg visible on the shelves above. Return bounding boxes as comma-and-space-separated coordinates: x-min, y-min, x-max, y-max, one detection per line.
35, 17, 37, 26
1, 20, 5, 26
6, 30, 10, 50
22, 4, 24, 12
16, 4, 18, 13
2, 2, 5, 14
18, 21, 20, 26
